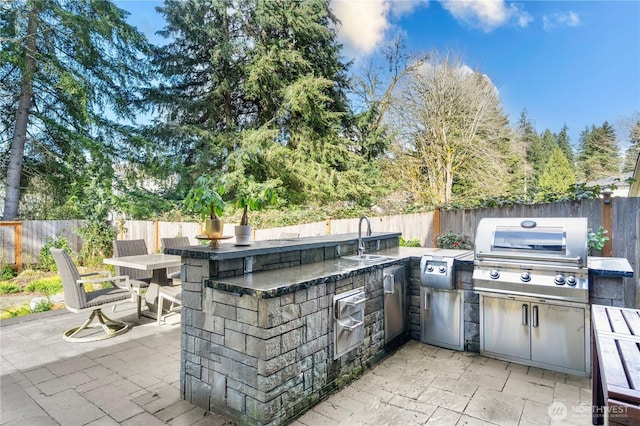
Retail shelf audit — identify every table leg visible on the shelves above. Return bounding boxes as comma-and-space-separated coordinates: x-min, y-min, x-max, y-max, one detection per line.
144, 269, 173, 316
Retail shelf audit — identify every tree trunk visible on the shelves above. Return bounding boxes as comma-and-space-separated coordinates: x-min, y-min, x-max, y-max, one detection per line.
3, 4, 39, 220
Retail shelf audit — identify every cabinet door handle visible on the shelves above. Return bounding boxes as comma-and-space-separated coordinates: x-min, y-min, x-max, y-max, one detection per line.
532, 305, 539, 328
384, 274, 395, 294
424, 289, 431, 310
522, 304, 528, 326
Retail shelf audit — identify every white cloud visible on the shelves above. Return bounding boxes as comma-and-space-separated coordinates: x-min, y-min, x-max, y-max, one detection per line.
331, 0, 426, 58
543, 11, 581, 31
439, 0, 532, 32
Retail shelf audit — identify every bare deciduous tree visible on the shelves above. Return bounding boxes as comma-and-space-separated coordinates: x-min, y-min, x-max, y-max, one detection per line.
388, 51, 514, 205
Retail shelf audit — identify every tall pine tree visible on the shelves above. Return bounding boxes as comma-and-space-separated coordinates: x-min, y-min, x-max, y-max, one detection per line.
576, 121, 620, 181
1, 0, 151, 220
622, 120, 640, 173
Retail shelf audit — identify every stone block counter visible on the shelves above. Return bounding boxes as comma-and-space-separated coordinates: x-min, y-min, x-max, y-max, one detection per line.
166, 234, 633, 426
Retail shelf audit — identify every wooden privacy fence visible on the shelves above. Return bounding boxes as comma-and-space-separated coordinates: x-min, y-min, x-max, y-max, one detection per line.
1, 198, 637, 305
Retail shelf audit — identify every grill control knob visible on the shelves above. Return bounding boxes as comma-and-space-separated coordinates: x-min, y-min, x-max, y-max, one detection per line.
520, 272, 531, 282
439, 266, 447, 273
554, 274, 566, 285
567, 276, 577, 286
426, 265, 434, 272
489, 270, 500, 279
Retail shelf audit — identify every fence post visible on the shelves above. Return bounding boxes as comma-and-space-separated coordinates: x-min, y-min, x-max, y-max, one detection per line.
15, 222, 22, 272
154, 220, 160, 252
325, 217, 332, 235
602, 192, 613, 257
433, 209, 441, 241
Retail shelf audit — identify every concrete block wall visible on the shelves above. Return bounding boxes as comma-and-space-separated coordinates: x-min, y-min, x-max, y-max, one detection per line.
181, 268, 392, 425
179, 236, 400, 425
589, 275, 625, 307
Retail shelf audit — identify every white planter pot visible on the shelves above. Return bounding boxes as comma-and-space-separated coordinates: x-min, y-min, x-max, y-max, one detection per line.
234, 225, 252, 245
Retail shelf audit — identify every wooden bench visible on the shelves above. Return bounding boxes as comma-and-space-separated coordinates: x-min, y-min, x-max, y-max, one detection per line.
592, 305, 640, 425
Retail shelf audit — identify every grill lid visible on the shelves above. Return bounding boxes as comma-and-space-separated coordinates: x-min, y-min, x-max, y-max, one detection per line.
474, 217, 588, 268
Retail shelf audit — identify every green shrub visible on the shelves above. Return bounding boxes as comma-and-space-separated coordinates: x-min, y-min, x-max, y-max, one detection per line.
434, 230, 473, 250
399, 237, 422, 247
588, 226, 609, 253
31, 298, 53, 313
24, 276, 63, 295
38, 235, 72, 271
0, 304, 32, 319
1, 264, 16, 280
0, 281, 21, 294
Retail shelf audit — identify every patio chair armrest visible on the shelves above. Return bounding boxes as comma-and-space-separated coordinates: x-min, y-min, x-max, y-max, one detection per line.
79, 270, 112, 278
76, 275, 134, 293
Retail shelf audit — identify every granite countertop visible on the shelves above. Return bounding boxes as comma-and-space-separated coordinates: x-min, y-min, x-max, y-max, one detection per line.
204, 247, 472, 298
589, 257, 634, 277
165, 232, 401, 260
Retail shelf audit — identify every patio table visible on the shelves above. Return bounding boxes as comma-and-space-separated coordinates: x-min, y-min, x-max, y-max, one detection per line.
103, 253, 181, 315
591, 304, 640, 425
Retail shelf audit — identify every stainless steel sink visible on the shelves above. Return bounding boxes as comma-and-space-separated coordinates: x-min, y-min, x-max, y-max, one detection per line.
341, 254, 394, 263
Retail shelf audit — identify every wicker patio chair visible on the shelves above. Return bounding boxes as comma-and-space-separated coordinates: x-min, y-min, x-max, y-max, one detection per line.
160, 237, 189, 283
113, 239, 151, 316
51, 248, 135, 342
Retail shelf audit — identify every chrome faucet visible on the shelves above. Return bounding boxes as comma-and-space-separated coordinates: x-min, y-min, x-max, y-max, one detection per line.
358, 216, 372, 255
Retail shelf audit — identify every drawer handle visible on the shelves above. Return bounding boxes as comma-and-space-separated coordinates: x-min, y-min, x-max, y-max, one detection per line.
384, 274, 395, 294
343, 318, 363, 331
345, 295, 366, 307
522, 304, 528, 326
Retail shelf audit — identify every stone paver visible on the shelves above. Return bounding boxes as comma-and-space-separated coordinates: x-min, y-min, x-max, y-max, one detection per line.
1, 307, 593, 425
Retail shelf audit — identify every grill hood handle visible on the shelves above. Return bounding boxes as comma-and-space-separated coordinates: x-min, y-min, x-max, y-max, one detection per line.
476, 251, 585, 266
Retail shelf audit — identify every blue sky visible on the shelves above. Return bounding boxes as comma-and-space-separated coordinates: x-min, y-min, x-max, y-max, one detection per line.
116, 0, 640, 150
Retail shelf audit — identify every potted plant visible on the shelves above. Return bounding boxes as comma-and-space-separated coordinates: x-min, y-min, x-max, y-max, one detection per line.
184, 175, 227, 238
233, 184, 276, 245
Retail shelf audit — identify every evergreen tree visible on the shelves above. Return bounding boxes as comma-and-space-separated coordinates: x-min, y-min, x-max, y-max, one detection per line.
576, 121, 620, 181
150, 0, 369, 207
1, 0, 151, 220
556, 123, 574, 166
529, 129, 557, 183
535, 147, 576, 202
622, 120, 640, 173
516, 109, 538, 195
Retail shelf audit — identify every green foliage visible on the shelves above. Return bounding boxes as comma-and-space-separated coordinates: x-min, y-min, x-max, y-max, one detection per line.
534, 147, 576, 202
588, 226, 610, 252
0, 282, 21, 294
0, 304, 32, 320
434, 230, 473, 250
38, 235, 72, 271
75, 221, 117, 267
576, 122, 620, 181
399, 237, 421, 247
184, 175, 227, 220
2, 0, 152, 220
24, 276, 63, 295
31, 298, 53, 313
1, 265, 16, 280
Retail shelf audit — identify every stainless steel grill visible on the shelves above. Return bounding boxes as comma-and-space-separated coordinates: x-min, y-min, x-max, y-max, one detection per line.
473, 217, 589, 303
473, 217, 591, 376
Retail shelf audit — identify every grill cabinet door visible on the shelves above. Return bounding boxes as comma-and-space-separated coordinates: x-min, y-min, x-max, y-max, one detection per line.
481, 295, 530, 361
530, 303, 586, 372
421, 288, 464, 350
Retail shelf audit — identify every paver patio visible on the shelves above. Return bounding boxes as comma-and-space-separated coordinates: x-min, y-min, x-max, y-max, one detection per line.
1, 301, 593, 425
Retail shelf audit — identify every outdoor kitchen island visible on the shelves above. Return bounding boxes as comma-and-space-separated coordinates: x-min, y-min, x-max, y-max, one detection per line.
165, 233, 633, 426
